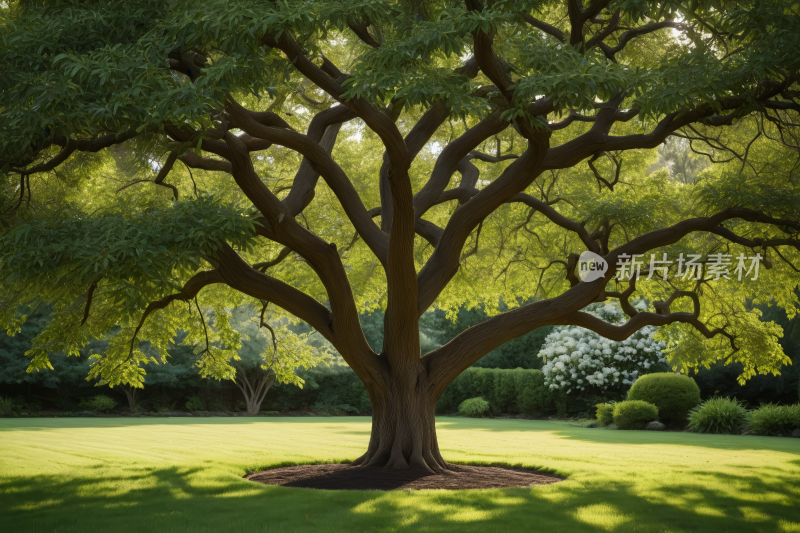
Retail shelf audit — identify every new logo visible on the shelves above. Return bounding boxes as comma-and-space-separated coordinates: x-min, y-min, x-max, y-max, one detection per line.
578, 251, 608, 282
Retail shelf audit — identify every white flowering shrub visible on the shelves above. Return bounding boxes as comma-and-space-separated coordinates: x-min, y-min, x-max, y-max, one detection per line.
537, 302, 668, 396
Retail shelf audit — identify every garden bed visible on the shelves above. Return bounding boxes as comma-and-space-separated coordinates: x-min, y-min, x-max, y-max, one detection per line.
245, 463, 562, 491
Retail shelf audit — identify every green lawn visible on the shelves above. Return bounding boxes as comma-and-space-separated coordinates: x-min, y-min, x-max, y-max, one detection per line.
1, 417, 798, 532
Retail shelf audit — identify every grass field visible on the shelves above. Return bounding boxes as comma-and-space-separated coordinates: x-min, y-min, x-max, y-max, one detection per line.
1, 417, 799, 532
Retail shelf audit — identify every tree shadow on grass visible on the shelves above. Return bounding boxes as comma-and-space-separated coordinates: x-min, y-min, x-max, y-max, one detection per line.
2, 462, 799, 533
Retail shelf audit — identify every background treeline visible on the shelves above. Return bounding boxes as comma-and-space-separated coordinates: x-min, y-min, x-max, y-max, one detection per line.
2, 302, 799, 415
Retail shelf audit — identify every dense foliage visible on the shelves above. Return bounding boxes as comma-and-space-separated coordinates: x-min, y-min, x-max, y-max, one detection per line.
595, 402, 615, 426
613, 400, 659, 430
692, 303, 800, 405
686, 397, 748, 434
627, 372, 701, 422
436, 367, 547, 414
746, 403, 800, 437
0, 0, 796, 392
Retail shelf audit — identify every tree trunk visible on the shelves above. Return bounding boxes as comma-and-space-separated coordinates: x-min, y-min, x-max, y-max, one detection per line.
234, 370, 275, 415
352, 365, 449, 473
244, 374, 274, 415
121, 385, 138, 413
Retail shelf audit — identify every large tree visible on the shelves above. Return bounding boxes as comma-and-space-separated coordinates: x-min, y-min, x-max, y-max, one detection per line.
1, 0, 799, 471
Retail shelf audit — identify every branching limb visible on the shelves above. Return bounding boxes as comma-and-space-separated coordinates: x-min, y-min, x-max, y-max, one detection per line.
253, 247, 292, 273
417, 127, 551, 314
225, 100, 389, 264
117, 152, 180, 200
521, 13, 565, 43
543, 77, 797, 171
414, 110, 509, 218
80, 276, 103, 326
179, 150, 233, 174
127, 270, 223, 361
282, 105, 357, 216
587, 152, 622, 191
194, 297, 212, 356
597, 21, 685, 61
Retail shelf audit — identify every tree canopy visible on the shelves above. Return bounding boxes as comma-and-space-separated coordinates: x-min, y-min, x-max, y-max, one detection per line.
1, 0, 799, 469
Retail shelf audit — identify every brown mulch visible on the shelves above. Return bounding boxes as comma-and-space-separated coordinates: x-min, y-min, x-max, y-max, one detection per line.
245, 463, 562, 491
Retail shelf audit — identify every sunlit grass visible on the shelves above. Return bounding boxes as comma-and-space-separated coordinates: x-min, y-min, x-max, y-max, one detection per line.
1, 417, 799, 532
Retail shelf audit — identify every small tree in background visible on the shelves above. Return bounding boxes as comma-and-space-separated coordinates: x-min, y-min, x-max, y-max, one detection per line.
229, 306, 320, 415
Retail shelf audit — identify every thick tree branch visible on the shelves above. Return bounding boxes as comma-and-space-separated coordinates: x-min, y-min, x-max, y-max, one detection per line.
214, 245, 335, 342
424, 205, 798, 391
414, 111, 509, 218
281, 105, 357, 216
417, 127, 552, 314
80, 277, 103, 326
225, 100, 389, 265
598, 21, 685, 60
223, 133, 382, 379
522, 13, 565, 43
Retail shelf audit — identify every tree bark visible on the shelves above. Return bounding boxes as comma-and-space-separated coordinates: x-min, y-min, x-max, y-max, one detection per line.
234, 369, 276, 415
351, 361, 449, 472
121, 385, 138, 413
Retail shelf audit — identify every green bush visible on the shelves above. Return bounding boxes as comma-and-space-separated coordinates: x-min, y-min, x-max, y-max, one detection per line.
517, 386, 541, 414
687, 397, 748, 434
270, 364, 369, 413
627, 373, 701, 422
23, 398, 41, 411
313, 391, 359, 416
0, 396, 21, 416
596, 403, 615, 426
747, 403, 800, 436
459, 397, 491, 418
613, 400, 659, 430
438, 368, 547, 414
185, 394, 204, 411
79, 395, 117, 413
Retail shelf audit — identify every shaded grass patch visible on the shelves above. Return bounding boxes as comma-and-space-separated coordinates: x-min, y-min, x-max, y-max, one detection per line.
0, 417, 798, 532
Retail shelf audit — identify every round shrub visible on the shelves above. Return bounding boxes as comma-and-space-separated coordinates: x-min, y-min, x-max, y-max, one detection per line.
747, 403, 800, 436
459, 397, 491, 418
613, 400, 659, 430
627, 373, 700, 422
687, 397, 748, 434
79, 395, 117, 413
595, 403, 615, 426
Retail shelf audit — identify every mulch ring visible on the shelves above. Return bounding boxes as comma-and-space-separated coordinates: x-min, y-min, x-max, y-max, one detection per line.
245, 463, 562, 491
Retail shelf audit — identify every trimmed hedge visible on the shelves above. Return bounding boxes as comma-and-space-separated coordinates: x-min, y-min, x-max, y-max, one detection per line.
596, 403, 615, 426
437, 368, 547, 414
687, 397, 748, 434
459, 397, 491, 417
613, 400, 659, 430
627, 373, 701, 422
747, 403, 800, 436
